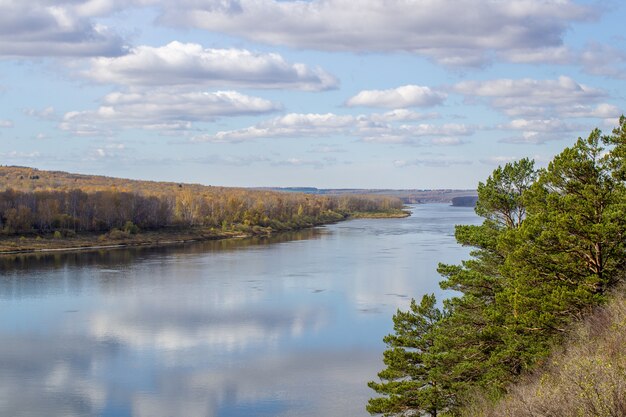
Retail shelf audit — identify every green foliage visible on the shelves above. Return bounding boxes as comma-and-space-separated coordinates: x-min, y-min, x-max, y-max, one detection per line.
464, 287, 626, 417
369, 122, 626, 416
123, 221, 140, 234
475, 157, 536, 229
367, 294, 447, 417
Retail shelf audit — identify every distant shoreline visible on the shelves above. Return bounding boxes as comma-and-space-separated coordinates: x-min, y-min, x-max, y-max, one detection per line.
0, 210, 410, 255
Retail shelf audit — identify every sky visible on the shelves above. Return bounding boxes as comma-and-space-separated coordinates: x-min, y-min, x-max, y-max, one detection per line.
0, 0, 625, 189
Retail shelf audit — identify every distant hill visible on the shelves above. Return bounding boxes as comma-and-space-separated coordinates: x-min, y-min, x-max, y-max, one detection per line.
0, 167, 476, 203
259, 187, 478, 204
0, 166, 407, 253
0, 165, 223, 196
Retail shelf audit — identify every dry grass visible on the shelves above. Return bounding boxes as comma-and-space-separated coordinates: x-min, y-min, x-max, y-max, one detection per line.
463, 287, 626, 417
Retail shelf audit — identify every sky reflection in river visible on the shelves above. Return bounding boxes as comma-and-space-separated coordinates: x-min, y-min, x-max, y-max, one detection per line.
0, 204, 479, 417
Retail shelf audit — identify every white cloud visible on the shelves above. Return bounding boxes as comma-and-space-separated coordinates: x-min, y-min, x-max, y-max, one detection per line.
499, 131, 568, 144
192, 113, 354, 143
0, 151, 41, 159
501, 118, 579, 133
479, 155, 521, 165
497, 118, 584, 144
270, 156, 340, 169
308, 145, 347, 154
0, 119, 13, 128
394, 157, 472, 167
480, 154, 552, 166
192, 112, 474, 144
501, 43, 626, 79
60, 90, 280, 136
86, 41, 338, 91
579, 43, 626, 79
346, 85, 446, 108
0, 0, 127, 57
367, 109, 439, 123
501, 46, 573, 65
358, 123, 474, 144
558, 103, 622, 119
24, 106, 57, 120
454, 76, 607, 117
156, 0, 593, 67
86, 143, 127, 160
454, 76, 622, 145
193, 154, 272, 166
431, 137, 464, 146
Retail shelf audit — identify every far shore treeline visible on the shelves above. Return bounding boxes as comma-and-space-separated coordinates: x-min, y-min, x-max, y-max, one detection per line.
0, 166, 405, 242
368, 117, 626, 416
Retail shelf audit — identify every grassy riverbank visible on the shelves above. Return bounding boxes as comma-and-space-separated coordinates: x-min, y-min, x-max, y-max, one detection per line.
0, 209, 409, 254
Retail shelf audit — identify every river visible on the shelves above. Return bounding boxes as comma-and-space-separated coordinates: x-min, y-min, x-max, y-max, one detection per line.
0, 204, 480, 417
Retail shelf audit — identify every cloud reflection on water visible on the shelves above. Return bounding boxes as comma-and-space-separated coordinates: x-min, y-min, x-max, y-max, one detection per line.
0, 205, 480, 416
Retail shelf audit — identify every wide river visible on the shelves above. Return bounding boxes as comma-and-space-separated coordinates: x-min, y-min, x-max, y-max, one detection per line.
0, 204, 479, 417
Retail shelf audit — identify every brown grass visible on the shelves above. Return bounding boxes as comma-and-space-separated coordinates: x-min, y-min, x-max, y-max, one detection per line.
463, 287, 626, 417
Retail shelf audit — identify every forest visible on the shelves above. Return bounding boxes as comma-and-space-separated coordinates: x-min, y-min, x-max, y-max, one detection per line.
368, 117, 626, 417
0, 167, 405, 249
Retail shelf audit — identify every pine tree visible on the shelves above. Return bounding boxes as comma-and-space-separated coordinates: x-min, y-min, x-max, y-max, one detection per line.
506, 129, 626, 337
437, 158, 538, 398
369, 122, 626, 416
367, 294, 447, 417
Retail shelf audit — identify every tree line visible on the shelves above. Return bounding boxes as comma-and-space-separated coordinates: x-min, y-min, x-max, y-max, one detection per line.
0, 184, 403, 236
368, 117, 626, 416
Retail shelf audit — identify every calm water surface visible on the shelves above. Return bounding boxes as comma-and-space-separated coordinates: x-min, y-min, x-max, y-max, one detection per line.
0, 204, 479, 417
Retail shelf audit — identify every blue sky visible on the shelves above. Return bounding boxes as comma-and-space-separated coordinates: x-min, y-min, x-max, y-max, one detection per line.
1, 0, 625, 188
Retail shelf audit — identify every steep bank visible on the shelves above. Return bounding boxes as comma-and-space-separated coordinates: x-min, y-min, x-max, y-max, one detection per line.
463, 286, 626, 417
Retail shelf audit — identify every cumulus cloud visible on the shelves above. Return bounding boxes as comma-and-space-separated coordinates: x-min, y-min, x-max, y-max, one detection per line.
558, 103, 622, 119
501, 118, 580, 133
497, 118, 584, 144
367, 109, 439, 123
346, 85, 446, 108
454, 76, 622, 144
86, 41, 338, 91
501, 46, 574, 65
60, 90, 280, 136
454, 76, 608, 118
24, 106, 57, 120
86, 143, 127, 160
192, 113, 355, 143
501, 43, 626, 79
156, 0, 592, 67
359, 123, 474, 144
192, 112, 473, 144
0, 0, 127, 57
499, 132, 568, 144
0, 119, 13, 128
579, 42, 626, 79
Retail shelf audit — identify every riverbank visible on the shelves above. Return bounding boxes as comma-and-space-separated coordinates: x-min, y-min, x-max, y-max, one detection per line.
0, 210, 410, 255
348, 210, 411, 219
